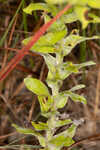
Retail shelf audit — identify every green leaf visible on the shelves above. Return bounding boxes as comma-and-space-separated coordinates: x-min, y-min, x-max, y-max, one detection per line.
74, 6, 89, 29
75, 61, 96, 69
42, 54, 63, 81
68, 0, 91, 6
56, 96, 68, 108
12, 124, 46, 147
24, 77, 50, 96
64, 91, 87, 104
68, 0, 88, 5
49, 136, 74, 148
39, 30, 67, 45
55, 119, 72, 127
38, 95, 54, 113
54, 124, 76, 138
53, 94, 68, 109
31, 121, 48, 131
66, 124, 77, 137
88, 0, 100, 9
58, 60, 95, 80
45, 0, 68, 4
42, 54, 56, 73
12, 124, 40, 136
63, 137, 75, 147
22, 30, 67, 53
38, 96, 48, 113
58, 61, 95, 80
88, 13, 100, 23
38, 136, 46, 147
44, 14, 66, 32
49, 124, 76, 148
22, 37, 55, 53
61, 34, 99, 56
70, 84, 85, 92
23, 3, 51, 15
61, 12, 78, 24
73, 4, 100, 28
46, 78, 58, 91
58, 62, 79, 80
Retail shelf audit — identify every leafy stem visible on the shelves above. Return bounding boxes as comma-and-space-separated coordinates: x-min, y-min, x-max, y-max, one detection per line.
12, 0, 100, 150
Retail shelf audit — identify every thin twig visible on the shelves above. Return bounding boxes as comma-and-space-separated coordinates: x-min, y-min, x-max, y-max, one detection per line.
0, 47, 41, 57
94, 68, 100, 118
0, 94, 19, 120
8, 14, 18, 46
0, 132, 17, 140
67, 133, 100, 150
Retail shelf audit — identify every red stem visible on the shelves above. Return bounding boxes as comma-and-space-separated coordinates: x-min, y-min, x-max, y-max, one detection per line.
0, 3, 71, 81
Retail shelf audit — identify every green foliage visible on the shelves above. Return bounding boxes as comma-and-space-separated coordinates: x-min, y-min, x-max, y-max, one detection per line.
88, 0, 100, 9
53, 94, 68, 109
49, 124, 76, 149
63, 91, 87, 104
12, 124, 41, 136
31, 122, 48, 131
70, 84, 85, 92
38, 95, 54, 115
24, 77, 50, 96
23, 3, 51, 14
13, 1, 100, 150
54, 119, 72, 127
22, 30, 67, 53
23, 0, 100, 29
12, 124, 46, 147
45, 0, 68, 4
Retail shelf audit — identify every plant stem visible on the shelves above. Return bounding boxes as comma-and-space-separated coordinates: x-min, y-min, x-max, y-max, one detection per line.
46, 52, 63, 150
